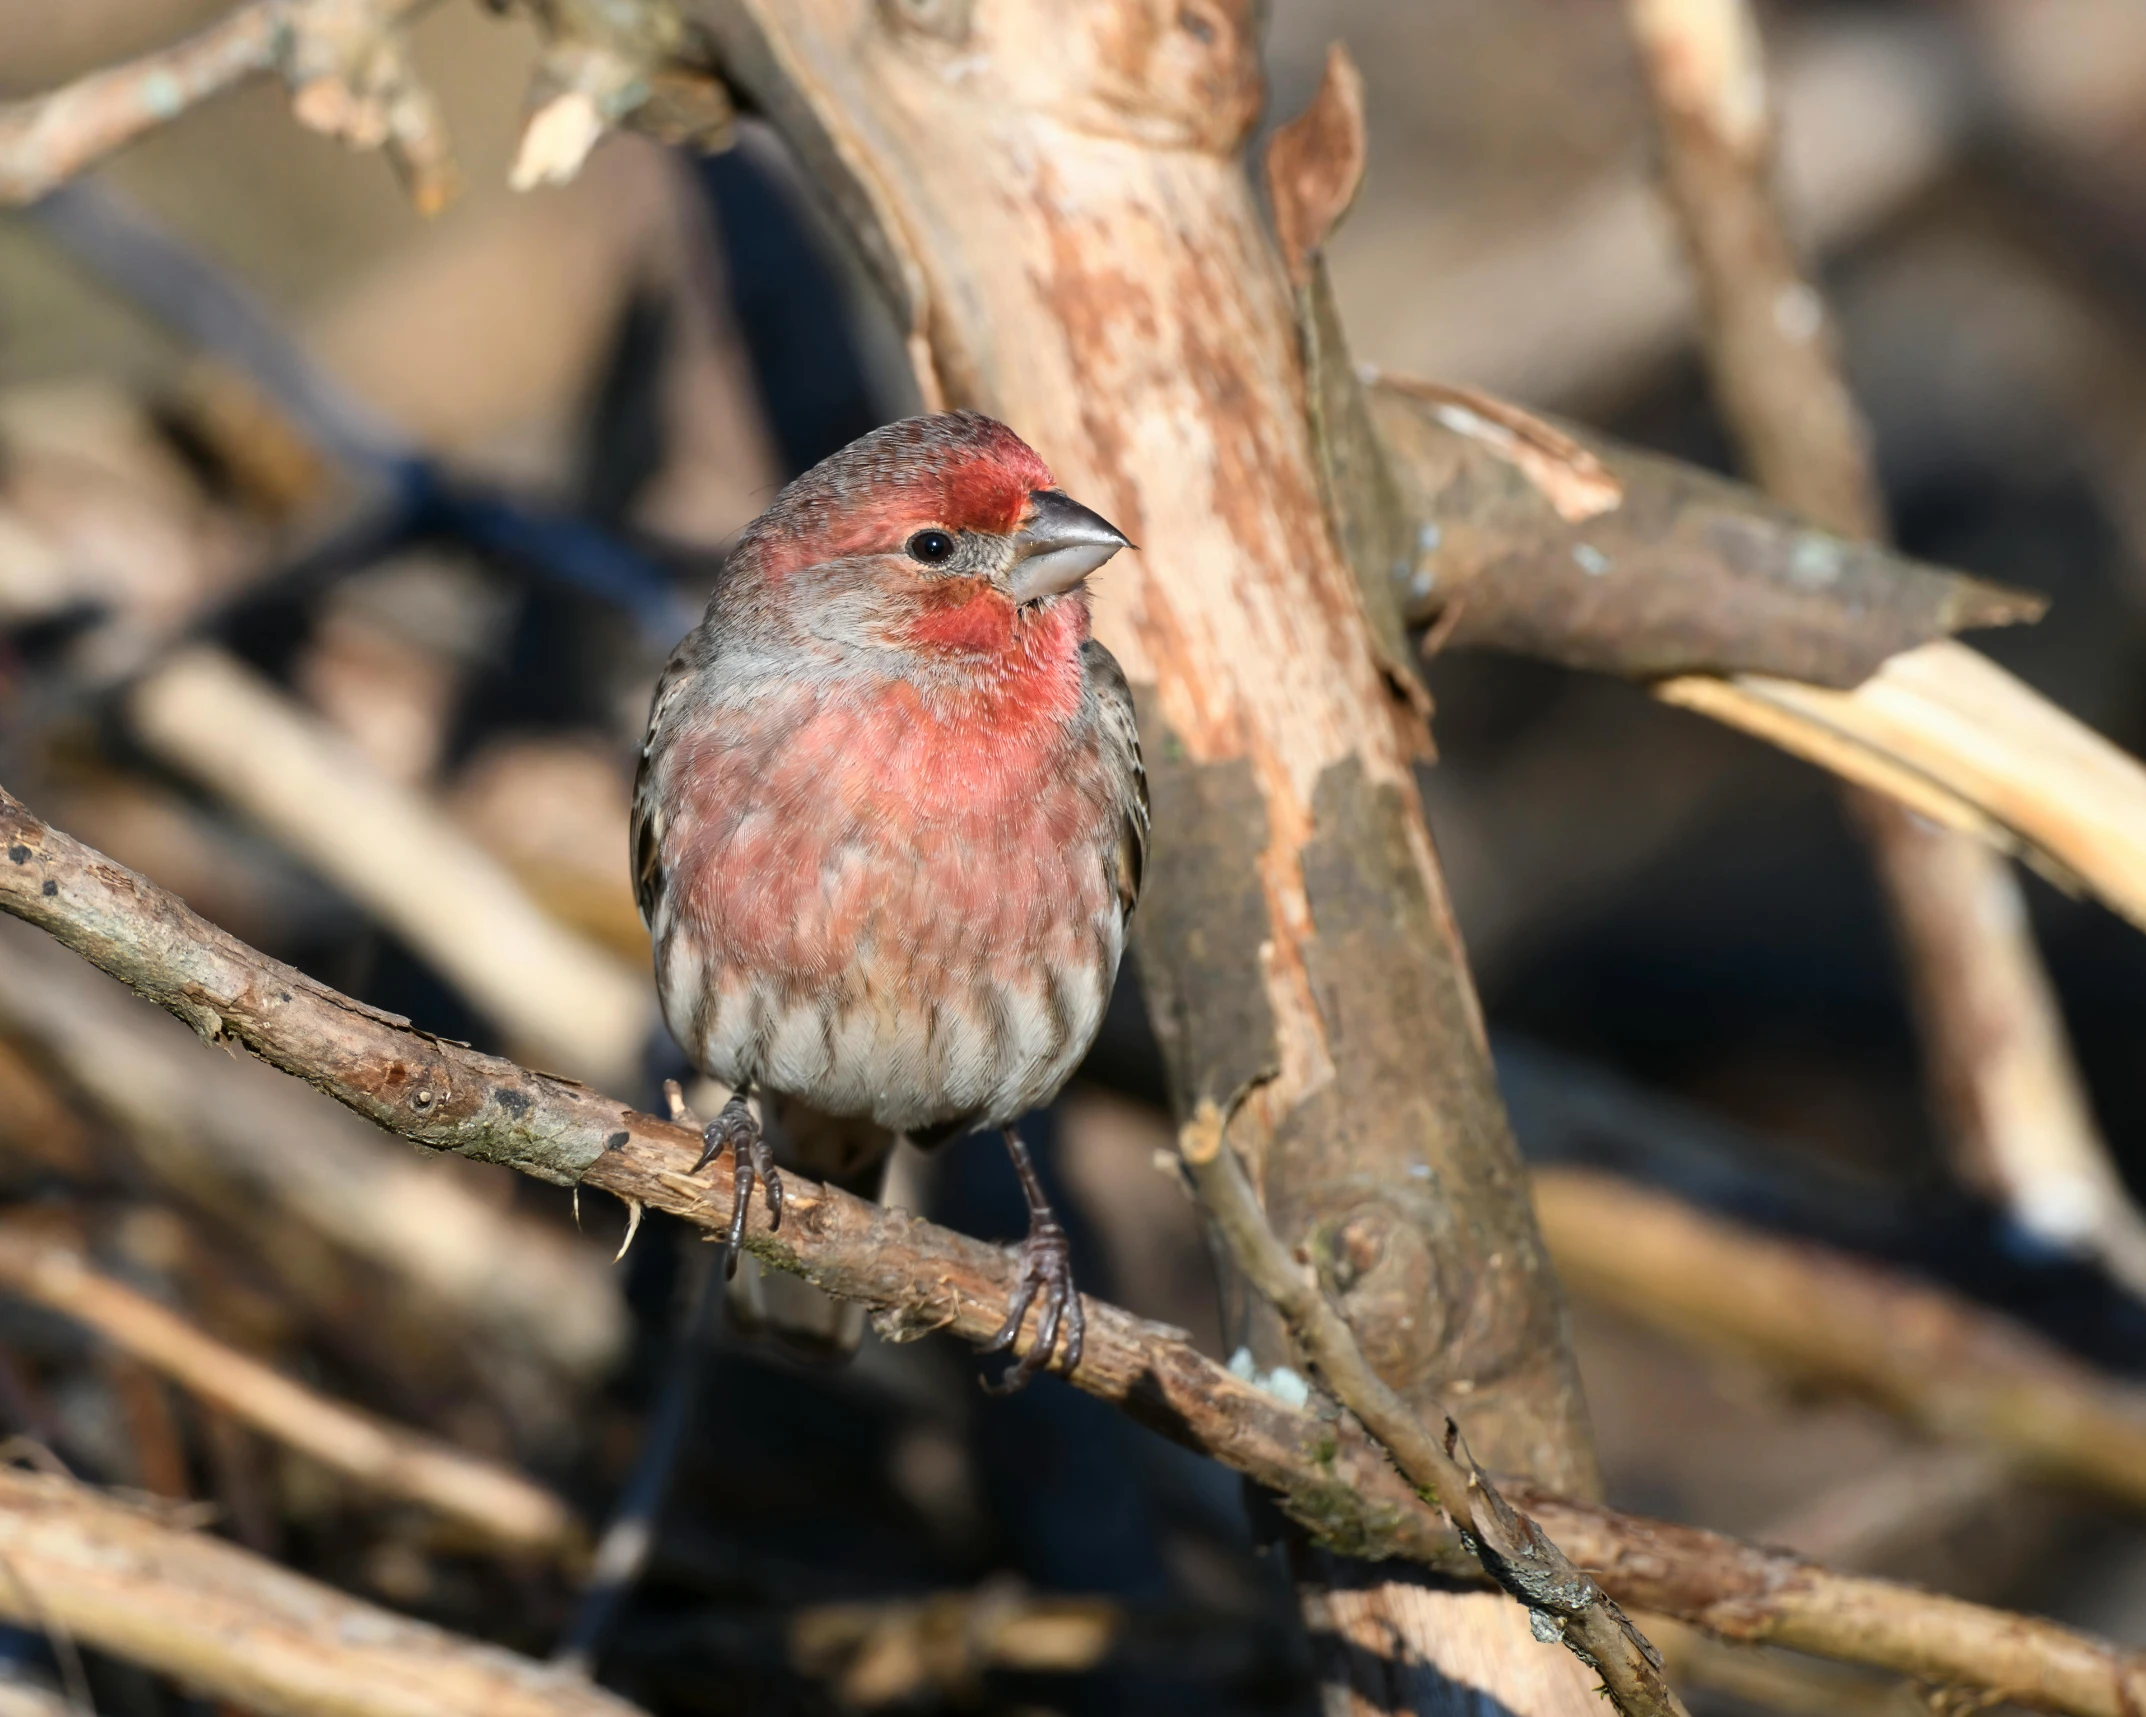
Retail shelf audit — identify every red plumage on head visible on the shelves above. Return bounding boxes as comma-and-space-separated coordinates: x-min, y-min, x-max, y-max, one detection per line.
634, 408, 1143, 1386
731, 411, 1056, 582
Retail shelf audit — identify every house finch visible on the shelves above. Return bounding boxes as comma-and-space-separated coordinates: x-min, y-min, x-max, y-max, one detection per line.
632, 411, 1144, 1388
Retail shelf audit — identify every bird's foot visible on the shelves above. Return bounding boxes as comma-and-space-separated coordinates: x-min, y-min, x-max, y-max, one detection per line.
980, 1211, 1083, 1393
667, 1082, 782, 1274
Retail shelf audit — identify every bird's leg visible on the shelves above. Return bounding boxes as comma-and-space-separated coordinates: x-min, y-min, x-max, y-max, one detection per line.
673, 1080, 783, 1275
980, 1127, 1083, 1391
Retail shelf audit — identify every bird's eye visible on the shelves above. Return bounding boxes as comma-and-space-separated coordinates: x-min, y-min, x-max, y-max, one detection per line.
906, 529, 956, 566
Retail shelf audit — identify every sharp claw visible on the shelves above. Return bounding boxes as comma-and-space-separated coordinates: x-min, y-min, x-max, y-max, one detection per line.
1031, 1290, 1064, 1372
982, 1276, 1041, 1356
689, 1093, 780, 1267
980, 1219, 1078, 1392
727, 1156, 754, 1253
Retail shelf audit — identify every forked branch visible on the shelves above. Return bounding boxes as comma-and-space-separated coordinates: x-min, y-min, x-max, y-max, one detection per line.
6, 785, 2146, 1714
1178, 1105, 1689, 1717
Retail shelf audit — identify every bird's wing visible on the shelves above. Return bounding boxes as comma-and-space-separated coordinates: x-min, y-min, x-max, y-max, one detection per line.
1082, 638, 1148, 922
630, 646, 696, 928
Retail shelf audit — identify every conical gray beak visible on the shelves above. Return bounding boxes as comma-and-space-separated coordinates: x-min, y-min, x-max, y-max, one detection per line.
1006, 489, 1132, 602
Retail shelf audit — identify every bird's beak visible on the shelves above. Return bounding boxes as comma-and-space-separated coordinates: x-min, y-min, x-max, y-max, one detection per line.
1005, 489, 1132, 603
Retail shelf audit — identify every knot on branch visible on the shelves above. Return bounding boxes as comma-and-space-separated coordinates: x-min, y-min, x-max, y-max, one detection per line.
508, 0, 732, 191
277, 0, 458, 213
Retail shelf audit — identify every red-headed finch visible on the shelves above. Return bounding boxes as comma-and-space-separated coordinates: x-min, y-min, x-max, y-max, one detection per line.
632, 412, 1144, 1388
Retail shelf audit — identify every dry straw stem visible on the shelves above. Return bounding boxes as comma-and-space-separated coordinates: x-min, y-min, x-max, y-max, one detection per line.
1178, 1106, 1690, 1717
1656, 642, 2146, 933
1622, 0, 2146, 1287
127, 646, 649, 1091
1534, 1168, 2146, 1511
0, 1466, 638, 1717
9, 794, 2146, 1712
0, 1221, 581, 1557
0, 0, 449, 210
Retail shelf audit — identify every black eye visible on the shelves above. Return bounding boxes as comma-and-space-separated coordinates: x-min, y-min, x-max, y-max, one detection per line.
907, 529, 956, 566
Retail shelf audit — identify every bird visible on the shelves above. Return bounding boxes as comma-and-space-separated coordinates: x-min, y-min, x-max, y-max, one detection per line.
631, 410, 1146, 1389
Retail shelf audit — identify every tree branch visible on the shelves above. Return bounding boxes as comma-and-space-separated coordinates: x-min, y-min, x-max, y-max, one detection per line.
0, 1466, 636, 1717
0, 1, 453, 212
1534, 1168, 2146, 1510
0, 6, 285, 204
1179, 1106, 1688, 1717
0, 1221, 582, 1558
1368, 375, 2146, 934
8, 785, 2146, 1713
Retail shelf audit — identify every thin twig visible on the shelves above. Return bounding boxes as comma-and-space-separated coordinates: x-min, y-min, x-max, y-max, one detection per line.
0, 0, 449, 209
1177, 1104, 1689, 1717
8, 786, 2146, 1714
0, 6, 285, 204
0, 1223, 582, 1558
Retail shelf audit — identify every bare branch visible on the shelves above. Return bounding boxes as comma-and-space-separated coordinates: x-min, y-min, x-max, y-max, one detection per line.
8, 786, 2146, 1712
0, 1466, 637, 1717
1535, 1168, 2146, 1509
0, 1222, 582, 1557
0, 916, 627, 1380
0, 6, 284, 204
0, 1, 453, 211
1178, 1105, 1689, 1717
1367, 280, 2146, 936
508, 0, 732, 191
125, 647, 650, 1090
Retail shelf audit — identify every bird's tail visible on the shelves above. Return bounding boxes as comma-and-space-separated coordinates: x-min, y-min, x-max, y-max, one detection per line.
723, 1097, 898, 1363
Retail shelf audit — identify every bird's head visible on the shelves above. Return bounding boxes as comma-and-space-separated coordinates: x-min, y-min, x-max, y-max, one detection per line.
723, 412, 1132, 657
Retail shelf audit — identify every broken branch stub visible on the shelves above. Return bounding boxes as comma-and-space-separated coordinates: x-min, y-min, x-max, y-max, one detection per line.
1368, 376, 2043, 686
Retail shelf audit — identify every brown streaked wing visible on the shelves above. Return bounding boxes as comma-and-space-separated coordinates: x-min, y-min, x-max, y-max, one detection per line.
1081, 638, 1148, 920
630, 652, 692, 928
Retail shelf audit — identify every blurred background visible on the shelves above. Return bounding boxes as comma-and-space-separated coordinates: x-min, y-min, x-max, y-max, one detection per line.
4, 0, 2146, 1712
